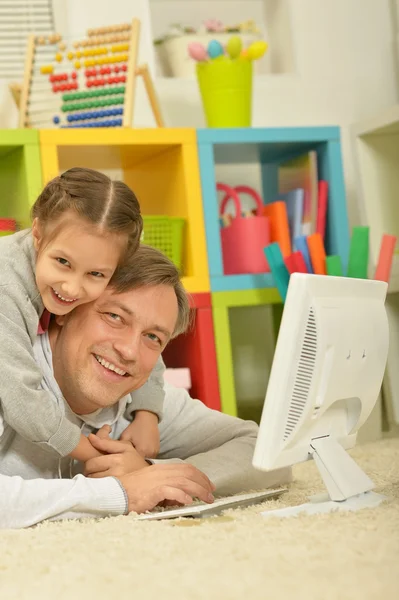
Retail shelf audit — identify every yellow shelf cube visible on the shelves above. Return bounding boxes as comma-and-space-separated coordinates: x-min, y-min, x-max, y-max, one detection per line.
39, 129, 209, 292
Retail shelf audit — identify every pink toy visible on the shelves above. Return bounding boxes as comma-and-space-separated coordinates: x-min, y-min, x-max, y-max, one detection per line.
204, 19, 224, 33
164, 368, 191, 391
188, 42, 208, 62
218, 183, 270, 275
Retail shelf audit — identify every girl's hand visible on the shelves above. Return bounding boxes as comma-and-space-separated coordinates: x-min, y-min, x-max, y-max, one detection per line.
84, 434, 149, 478
120, 411, 160, 458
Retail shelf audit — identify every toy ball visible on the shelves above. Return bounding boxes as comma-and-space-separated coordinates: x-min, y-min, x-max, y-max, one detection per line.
246, 40, 268, 60
207, 39, 224, 59
188, 42, 208, 62
226, 36, 242, 59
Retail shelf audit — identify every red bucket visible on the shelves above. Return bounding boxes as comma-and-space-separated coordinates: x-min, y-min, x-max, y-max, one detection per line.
218, 183, 270, 275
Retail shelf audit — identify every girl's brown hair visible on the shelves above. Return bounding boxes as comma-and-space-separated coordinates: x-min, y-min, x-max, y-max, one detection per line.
31, 167, 143, 255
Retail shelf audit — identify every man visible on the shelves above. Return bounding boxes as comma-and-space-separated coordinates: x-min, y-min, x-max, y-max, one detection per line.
0, 246, 290, 529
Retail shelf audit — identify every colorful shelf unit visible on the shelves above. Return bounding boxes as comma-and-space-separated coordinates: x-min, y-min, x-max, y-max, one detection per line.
39, 128, 209, 292
0, 130, 42, 228
163, 293, 221, 411
197, 127, 349, 292
212, 288, 282, 419
352, 105, 399, 294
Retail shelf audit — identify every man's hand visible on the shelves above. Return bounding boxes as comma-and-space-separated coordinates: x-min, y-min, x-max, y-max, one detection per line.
117, 463, 216, 514
120, 410, 160, 458
84, 433, 149, 478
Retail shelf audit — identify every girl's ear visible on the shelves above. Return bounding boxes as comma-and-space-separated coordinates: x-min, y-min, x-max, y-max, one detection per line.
32, 218, 43, 251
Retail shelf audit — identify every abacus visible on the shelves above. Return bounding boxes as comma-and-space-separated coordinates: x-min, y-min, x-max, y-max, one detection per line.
18, 18, 164, 129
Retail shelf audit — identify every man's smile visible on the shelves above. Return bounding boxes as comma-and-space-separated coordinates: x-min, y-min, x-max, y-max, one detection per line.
93, 354, 130, 378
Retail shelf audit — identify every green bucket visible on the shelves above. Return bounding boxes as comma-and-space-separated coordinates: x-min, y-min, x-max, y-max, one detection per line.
142, 216, 185, 270
196, 58, 253, 127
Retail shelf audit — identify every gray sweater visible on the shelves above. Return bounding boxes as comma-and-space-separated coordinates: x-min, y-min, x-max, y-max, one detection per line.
0, 331, 291, 528
0, 231, 165, 457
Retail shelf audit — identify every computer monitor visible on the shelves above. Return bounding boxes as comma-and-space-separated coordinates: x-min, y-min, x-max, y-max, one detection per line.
253, 273, 389, 506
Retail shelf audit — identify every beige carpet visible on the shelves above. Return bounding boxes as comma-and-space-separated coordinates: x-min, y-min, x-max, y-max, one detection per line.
1, 438, 398, 600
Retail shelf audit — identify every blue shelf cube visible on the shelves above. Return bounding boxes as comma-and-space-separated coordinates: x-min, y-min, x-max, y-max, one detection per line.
197, 127, 350, 292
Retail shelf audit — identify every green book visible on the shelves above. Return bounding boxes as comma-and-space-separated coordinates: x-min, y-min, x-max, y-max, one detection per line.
347, 226, 369, 279
326, 255, 343, 276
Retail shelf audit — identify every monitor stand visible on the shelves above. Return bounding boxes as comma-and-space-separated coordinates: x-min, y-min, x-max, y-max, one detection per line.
260, 436, 386, 519
310, 435, 374, 501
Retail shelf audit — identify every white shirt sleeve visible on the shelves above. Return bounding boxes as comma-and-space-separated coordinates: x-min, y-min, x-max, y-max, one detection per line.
0, 473, 127, 529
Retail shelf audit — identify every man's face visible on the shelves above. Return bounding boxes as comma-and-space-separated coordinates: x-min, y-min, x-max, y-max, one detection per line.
50, 284, 178, 414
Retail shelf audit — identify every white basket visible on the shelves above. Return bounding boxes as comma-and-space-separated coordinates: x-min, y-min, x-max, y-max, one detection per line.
156, 32, 263, 78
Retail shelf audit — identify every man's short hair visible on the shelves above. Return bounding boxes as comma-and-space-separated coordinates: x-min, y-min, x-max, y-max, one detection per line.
109, 244, 192, 338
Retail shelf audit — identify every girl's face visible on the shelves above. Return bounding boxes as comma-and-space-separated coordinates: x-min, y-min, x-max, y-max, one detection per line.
33, 215, 127, 316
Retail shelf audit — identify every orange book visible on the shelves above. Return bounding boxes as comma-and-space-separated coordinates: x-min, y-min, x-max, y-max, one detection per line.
307, 233, 326, 275
262, 201, 291, 257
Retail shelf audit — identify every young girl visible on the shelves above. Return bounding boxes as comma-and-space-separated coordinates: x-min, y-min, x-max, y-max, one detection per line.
0, 167, 164, 465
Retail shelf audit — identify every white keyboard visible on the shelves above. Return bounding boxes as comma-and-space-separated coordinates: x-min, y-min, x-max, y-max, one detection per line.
135, 488, 287, 521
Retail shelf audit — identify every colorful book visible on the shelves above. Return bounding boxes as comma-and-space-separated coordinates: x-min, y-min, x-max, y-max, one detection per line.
347, 226, 369, 279
279, 188, 304, 246
262, 201, 291, 257
279, 151, 318, 236
326, 255, 343, 276
307, 233, 327, 275
294, 235, 313, 274
374, 234, 397, 283
264, 243, 290, 301
284, 254, 297, 275
316, 180, 328, 240
285, 251, 308, 274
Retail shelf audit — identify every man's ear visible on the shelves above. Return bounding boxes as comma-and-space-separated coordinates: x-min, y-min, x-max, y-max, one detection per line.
31, 218, 43, 251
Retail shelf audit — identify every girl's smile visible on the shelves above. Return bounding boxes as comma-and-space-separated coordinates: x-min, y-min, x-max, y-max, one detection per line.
33, 214, 126, 316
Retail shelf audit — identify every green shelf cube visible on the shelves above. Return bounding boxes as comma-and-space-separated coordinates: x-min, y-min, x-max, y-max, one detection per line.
0, 130, 42, 228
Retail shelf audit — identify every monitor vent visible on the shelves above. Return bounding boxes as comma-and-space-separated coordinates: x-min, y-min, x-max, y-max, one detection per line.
283, 307, 317, 441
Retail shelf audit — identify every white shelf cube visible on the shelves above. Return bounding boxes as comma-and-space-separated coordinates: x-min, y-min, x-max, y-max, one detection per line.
352, 105, 399, 428
352, 105, 399, 294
